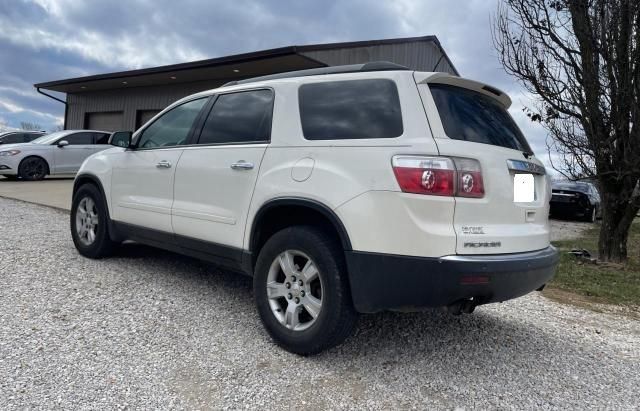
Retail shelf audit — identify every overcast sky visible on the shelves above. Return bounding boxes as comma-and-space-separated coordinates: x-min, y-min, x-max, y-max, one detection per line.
0, 0, 551, 163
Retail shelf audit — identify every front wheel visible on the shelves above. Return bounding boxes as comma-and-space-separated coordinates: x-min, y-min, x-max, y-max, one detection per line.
18, 157, 48, 181
253, 226, 358, 355
70, 184, 117, 258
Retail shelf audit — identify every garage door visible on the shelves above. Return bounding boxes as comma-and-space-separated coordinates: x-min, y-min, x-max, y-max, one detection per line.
85, 112, 124, 132
136, 110, 161, 130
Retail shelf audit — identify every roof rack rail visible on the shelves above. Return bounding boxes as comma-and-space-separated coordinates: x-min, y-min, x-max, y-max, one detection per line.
222, 61, 410, 87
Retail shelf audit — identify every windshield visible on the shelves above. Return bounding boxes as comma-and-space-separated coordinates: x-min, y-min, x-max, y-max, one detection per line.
29, 131, 68, 145
429, 84, 532, 153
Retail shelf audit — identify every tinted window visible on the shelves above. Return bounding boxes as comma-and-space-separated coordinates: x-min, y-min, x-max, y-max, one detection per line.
137, 98, 207, 149
552, 181, 595, 194
198, 90, 273, 145
0, 133, 21, 144
299, 79, 403, 140
64, 133, 94, 145
95, 133, 110, 144
430, 84, 532, 152
23, 133, 43, 142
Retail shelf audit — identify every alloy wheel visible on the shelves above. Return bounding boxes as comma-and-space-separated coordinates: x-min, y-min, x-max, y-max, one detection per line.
75, 197, 99, 246
22, 158, 45, 180
266, 250, 323, 331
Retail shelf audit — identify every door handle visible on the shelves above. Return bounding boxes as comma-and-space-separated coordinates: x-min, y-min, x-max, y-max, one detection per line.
230, 161, 254, 170
156, 160, 172, 168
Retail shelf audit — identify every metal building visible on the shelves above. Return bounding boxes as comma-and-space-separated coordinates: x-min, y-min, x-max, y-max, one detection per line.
34, 36, 458, 132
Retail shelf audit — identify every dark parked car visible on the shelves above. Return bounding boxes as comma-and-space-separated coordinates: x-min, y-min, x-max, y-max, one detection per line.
0, 131, 46, 145
550, 181, 601, 222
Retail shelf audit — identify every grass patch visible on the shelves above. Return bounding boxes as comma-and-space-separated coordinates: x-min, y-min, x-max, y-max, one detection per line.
547, 219, 640, 306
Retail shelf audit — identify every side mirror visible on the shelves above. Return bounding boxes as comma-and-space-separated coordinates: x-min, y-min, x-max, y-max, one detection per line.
108, 131, 133, 148
57, 140, 69, 148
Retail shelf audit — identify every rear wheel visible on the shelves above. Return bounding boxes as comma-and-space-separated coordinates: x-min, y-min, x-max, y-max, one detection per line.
70, 184, 117, 258
254, 226, 358, 355
18, 157, 48, 181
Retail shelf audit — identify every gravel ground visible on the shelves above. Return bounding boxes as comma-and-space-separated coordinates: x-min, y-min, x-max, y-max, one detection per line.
550, 219, 594, 242
1, 197, 639, 410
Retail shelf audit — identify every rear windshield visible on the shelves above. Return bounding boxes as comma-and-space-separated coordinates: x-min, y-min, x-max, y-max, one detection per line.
429, 84, 532, 153
552, 182, 594, 193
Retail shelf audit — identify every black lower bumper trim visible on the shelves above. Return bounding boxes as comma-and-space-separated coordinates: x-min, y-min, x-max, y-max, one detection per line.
345, 246, 559, 313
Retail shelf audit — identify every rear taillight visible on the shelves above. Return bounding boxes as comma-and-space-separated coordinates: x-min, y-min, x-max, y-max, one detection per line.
392, 156, 455, 196
453, 158, 484, 198
392, 155, 484, 198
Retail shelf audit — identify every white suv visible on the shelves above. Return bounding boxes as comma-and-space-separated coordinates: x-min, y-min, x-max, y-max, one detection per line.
70, 62, 558, 355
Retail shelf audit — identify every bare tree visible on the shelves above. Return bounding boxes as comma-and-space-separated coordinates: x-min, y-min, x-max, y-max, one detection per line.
20, 121, 42, 131
50, 124, 64, 132
0, 120, 9, 132
493, 0, 640, 262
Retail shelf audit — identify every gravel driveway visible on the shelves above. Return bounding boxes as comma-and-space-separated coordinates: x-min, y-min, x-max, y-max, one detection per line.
1, 197, 638, 409
550, 219, 594, 242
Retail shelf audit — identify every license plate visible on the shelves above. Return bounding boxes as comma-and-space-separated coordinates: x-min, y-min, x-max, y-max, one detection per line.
514, 174, 534, 202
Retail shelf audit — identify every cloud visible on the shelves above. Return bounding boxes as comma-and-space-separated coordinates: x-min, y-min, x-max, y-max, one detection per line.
0, 0, 555, 166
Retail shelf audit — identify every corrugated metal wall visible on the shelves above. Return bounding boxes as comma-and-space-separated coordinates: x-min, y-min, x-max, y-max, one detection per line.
65, 41, 456, 130
66, 80, 223, 130
300, 40, 457, 75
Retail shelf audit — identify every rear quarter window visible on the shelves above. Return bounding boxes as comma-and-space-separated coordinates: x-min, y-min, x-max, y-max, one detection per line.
299, 79, 403, 140
429, 84, 532, 153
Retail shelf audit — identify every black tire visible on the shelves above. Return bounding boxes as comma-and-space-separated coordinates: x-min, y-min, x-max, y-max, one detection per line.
70, 183, 117, 258
18, 156, 48, 181
253, 226, 358, 355
584, 206, 597, 223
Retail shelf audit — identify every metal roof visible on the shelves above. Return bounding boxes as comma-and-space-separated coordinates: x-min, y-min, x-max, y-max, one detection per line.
34, 35, 458, 93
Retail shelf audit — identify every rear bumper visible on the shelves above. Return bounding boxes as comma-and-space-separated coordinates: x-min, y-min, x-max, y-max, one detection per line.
346, 246, 559, 313
550, 201, 590, 215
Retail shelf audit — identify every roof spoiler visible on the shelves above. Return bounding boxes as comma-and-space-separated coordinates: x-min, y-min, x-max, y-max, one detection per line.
222, 61, 410, 87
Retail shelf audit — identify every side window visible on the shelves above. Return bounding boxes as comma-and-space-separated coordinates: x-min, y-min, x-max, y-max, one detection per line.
94, 133, 110, 144
64, 133, 94, 145
197, 89, 274, 145
298, 79, 403, 140
1, 134, 20, 144
137, 98, 207, 149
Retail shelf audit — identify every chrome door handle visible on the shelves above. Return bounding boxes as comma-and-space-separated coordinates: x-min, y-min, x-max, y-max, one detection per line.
156, 160, 172, 168
230, 161, 254, 170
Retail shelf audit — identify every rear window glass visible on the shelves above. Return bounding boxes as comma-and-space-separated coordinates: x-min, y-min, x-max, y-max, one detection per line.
299, 79, 403, 140
552, 182, 594, 193
429, 84, 532, 153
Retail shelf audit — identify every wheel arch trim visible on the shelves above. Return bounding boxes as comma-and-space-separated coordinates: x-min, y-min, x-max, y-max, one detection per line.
73, 173, 107, 200
73, 173, 121, 242
249, 197, 353, 252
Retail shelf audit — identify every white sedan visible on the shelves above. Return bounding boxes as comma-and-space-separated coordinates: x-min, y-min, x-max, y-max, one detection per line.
0, 130, 111, 181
